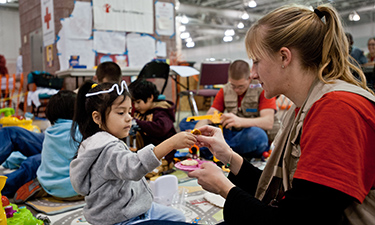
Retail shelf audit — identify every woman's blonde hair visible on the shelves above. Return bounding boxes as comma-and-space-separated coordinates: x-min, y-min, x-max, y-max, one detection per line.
245, 4, 374, 94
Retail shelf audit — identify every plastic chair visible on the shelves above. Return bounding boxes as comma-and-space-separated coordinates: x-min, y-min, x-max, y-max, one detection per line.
176, 59, 231, 124
134, 61, 170, 99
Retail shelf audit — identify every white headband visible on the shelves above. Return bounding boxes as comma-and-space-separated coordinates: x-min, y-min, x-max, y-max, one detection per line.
86, 80, 129, 97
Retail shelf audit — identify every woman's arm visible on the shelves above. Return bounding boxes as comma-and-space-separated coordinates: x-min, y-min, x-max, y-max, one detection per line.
223, 178, 353, 225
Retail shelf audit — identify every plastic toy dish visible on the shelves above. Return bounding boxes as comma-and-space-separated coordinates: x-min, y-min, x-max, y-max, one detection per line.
175, 159, 215, 172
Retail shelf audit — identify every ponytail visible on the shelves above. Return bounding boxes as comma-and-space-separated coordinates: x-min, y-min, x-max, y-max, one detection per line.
71, 80, 97, 145
317, 5, 374, 94
71, 80, 131, 146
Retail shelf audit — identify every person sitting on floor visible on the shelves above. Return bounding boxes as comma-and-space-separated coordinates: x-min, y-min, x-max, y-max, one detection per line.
179, 60, 277, 160
0, 61, 123, 174
128, 80, 178, 176
1, 90, 83, 203
70, 80, 196, 224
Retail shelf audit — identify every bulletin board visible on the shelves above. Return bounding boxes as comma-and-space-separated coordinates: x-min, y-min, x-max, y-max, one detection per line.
55, 0, 177, 71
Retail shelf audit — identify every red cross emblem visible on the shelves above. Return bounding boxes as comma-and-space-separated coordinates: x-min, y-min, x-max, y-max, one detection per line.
44, 7, 52, 29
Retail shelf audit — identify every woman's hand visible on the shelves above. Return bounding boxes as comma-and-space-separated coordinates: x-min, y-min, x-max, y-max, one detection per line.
195, 125, 231, 163
188, 162, 235, 198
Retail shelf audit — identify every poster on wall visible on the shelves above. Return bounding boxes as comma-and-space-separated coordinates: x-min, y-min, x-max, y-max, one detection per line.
92, 0, 154, 34
93, 30, 126, 54
41, 0, 56, 47
127, 33, 156, 67
155, 1, 174, 36
56, 1, 95, 71
62, 1, 92, 39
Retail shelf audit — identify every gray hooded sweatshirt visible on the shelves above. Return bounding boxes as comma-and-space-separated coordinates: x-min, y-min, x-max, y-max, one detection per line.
70, 132, 161, 225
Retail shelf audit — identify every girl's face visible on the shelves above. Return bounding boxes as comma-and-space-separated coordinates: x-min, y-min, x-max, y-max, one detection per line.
104, 96, 132, 139
250, 53, 283, 99
368, 39, 375, 55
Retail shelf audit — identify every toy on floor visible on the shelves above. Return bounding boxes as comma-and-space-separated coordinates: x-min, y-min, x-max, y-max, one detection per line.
0, 176, 44, 225
0, 176, 7, 225
0, 108, 40, 133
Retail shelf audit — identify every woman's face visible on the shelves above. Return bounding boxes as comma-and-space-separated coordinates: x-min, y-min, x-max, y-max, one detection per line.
250, 53, 283, 99
368, 39, 375, 55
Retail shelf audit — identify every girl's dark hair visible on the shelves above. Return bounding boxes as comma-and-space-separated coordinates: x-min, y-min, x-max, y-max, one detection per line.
45, 90, 76, 125
128, 79, 160, 102
71, 80, 131, 144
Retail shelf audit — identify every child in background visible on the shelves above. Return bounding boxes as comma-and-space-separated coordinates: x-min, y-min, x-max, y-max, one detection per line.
93, 61, 122, 83
2, 90, 82, 203
1, 61, 123, 170
128, 80, 177, 167
70, 80, 196, 225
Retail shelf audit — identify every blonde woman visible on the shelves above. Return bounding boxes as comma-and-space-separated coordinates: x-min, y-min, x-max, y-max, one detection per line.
189, 4, 375, 225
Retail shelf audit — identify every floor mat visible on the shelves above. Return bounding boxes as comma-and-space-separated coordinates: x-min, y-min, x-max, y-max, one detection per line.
25, 196, 86, 215
46, 188, 223, 225
28, 165, 227, 224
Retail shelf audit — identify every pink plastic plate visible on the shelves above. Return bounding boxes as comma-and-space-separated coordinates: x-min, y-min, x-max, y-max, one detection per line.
175, 159, 215, 172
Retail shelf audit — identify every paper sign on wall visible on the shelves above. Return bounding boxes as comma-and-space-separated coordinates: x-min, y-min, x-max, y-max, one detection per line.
155, 1, 174, 36
93, 30, 126, 54
41, 0, 56, 47
127, 33, 156, 67
93, 0, 154, 34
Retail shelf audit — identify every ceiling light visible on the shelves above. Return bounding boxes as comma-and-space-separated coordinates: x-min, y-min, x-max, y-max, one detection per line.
223, 36, 233, 42
348, 11, 360, 21
185, 37, 192, 43
180, 32, 190, 39
248, 0, 257, 8
175, 0, 180, 10
237, 22, 244, 29
181, 15, 189, 24
225, 29, 235, 36
241, 12, 249, 20
0, 0, 7, 4
186, 42, 195, 48
179, 25, 186, 32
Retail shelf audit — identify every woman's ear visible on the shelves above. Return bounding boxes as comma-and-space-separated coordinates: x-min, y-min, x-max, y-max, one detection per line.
280, 47, 292, 67
92, 111, 102, 128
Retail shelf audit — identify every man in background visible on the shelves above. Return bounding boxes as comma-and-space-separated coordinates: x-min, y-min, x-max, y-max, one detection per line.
346, 32, 368, 67
180, 60, 277, 160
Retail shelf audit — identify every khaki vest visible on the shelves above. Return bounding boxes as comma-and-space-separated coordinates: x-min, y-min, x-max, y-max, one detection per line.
223, 80, 262, 118
223, 81, 281, 142
255, 79, 375, 224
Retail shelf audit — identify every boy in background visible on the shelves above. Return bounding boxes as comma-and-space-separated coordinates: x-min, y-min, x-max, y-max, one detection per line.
128, 80, 177, 176
0, 61, 123, 170
94, 61, 122, 83
2, 90, 82, 203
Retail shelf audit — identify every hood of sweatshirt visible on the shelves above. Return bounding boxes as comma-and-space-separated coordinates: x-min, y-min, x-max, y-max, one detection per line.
69, 132, 118, 196
151, 100, 176, 122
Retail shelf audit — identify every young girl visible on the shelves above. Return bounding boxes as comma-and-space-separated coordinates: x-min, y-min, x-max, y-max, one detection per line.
70, 80, 196, 225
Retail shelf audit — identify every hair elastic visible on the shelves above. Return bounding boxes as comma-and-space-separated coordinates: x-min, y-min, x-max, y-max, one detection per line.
314, 8, 326, 24
86, 80, 129, 97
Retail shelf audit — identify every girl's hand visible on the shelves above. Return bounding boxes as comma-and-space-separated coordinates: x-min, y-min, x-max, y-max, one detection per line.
171, 131, 196, 150
195, 125, 232, 163
188, 162, 235, 198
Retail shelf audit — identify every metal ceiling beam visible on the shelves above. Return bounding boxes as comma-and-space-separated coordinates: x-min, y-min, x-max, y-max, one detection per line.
177, 3, 263, 20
